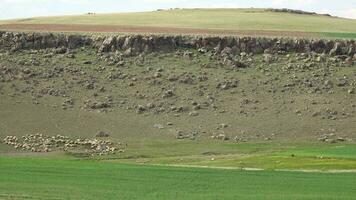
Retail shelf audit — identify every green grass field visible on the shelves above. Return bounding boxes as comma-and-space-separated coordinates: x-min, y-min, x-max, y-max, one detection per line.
1, 157, 356, 200
1, 8, 356, 38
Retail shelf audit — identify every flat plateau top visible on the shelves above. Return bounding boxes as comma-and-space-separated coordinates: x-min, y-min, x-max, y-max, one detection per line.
0, 8, 355, 38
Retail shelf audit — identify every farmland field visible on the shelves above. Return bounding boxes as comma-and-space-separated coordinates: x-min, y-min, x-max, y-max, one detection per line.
0, 8, 356, 38
1, 157, 356, 200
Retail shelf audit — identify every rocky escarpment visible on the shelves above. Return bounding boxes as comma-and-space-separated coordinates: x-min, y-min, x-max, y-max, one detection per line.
0, 31, 355, 57
0, 31, 355, 143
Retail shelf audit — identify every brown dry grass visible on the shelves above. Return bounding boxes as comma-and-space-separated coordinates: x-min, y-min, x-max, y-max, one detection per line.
0, 24, 317, 37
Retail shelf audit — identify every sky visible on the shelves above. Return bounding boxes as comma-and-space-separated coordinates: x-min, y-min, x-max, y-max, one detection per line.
0, 0, 355, 20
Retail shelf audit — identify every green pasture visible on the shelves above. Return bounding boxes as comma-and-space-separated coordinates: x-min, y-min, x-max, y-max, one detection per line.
1, 157, 356, 200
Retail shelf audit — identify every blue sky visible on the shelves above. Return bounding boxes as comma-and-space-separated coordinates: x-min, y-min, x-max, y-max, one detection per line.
0, 0, 355, 20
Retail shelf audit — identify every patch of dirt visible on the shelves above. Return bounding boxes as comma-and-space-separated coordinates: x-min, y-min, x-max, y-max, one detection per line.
0, 23, 317, 37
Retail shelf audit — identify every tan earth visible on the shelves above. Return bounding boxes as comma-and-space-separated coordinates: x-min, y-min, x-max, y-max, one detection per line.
0, 23, 317, 37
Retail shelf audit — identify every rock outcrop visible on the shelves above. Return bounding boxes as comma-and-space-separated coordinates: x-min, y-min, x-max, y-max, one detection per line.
0, 31, 355, 56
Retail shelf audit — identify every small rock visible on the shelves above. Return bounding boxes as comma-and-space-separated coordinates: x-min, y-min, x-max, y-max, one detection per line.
136, 105, 146, 114
153, 124, 164, 129
189, 111, 199, 116
163, 90, 174, 98
83, 61, 92, 65
96, 131, 110, 138
218, 124, 228, 129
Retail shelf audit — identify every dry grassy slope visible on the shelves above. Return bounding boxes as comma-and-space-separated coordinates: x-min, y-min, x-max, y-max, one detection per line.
0, 35, 356, 170
0, 9, 356, 38
0, 48, 355, 143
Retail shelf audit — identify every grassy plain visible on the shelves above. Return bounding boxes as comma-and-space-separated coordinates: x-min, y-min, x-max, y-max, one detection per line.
1, 157, 356, 200
1, 9, 356, 38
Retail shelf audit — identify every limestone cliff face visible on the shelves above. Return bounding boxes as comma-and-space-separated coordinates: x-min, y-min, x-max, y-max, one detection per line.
0, 31, 355, 56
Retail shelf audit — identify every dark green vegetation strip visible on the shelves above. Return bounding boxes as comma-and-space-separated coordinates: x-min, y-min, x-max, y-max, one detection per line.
1, 157, 356, 200
318, 32, 356, 39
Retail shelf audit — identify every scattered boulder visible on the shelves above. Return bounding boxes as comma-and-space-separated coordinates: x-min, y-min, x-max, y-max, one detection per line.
211, 132, 230, 141
329, 42, 341, 56
163, 90, 174, 98
84, 100, 111, 110
317, 133, 349, 143
153, 124, 164, 129
217, 80, 239, 90
83, 60, 93, 65
183, 51, 193, 59
98, 36, 116, 53
189, 111, 199, 116
96, 131, 110, 138
53, 47, 67, 54
136, 105, 146, 114
175, 130, 198, 140
263, 53, 274, 63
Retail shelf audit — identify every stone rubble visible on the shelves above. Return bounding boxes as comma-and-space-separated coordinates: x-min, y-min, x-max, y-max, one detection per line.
3, 133, 124, 156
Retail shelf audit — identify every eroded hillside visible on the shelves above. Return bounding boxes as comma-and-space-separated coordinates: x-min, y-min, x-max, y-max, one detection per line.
0, 32, 355, 150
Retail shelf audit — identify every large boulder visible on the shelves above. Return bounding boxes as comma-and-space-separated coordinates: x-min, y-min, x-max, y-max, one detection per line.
98, 36, 116, 53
